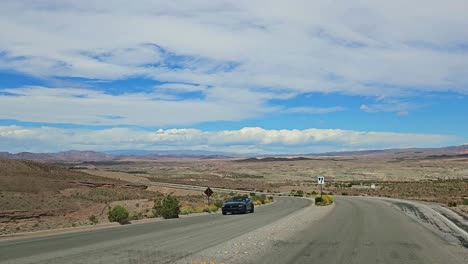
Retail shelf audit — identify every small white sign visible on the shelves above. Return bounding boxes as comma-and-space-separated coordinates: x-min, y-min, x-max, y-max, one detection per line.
317, 176, 325, 185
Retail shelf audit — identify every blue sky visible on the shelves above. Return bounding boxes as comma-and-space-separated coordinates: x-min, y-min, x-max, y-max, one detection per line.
0, 1, 467, 154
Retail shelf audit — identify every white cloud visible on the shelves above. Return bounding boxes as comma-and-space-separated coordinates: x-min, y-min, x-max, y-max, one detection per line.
0, 86, 275, 126
360, 100, 415, 115
0, 126, 458, 154
285, 106, 344, 114
1, 0, 468, 98
156, 83, 207, 93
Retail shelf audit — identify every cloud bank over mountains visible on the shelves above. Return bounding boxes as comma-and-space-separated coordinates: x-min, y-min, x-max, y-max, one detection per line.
0, 126, 456, 154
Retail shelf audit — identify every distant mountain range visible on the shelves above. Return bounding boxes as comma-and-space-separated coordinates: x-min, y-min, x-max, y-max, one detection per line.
306, 145, 468, 157
0, 150, 233, 162
104, 149, 241, 156
0, 145, 467, 162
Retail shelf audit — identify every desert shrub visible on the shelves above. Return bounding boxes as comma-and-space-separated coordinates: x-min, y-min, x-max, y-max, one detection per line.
341, 192, 349, 196
250, 193, 267, 204
448, 201, 457, 207
315, 196, 324, 204
192, 205, 218, 213
214, 199, 224, 208
265, 197, 274, 203
253, 200, 263, 206
462, 198, 468, 205
323, 195, 334, 204
315, 195, 333, 206
311, 191, 317, 195
180, 205, 194, 215
208, 204, 219, 212
88, 215, 98, 225
108, 206, 129, 224
130, 212, 143, 220
153, 194, 180, 219
194, 205, 205, 213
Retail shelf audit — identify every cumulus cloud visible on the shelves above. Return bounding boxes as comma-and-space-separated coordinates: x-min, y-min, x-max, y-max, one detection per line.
0, 126, 458, 154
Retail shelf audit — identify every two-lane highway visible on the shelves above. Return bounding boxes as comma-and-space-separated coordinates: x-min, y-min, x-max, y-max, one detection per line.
0, 198, 310, 264
1, 197, 466, 264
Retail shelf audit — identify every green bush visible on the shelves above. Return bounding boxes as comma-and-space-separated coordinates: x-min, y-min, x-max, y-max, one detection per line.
108, 205, 129, 224
153, 194, 180, 219
448, 201, 457, 207
315, 196, 324, 204
88, 215, 98, 225
315, 195, 334, 206
462, 198, 468, 205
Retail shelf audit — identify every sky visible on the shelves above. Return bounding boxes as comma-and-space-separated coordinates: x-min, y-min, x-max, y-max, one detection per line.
0, 0, 467, 154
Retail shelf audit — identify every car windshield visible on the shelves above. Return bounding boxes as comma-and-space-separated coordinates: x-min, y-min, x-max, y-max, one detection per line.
228, 197, 246, 202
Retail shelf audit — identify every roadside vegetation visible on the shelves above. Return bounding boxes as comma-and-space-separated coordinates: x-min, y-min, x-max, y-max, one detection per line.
315, 195, 334, 206
153, 194, 181, 219
107, 205, 129, 224
178, 193, 274, 216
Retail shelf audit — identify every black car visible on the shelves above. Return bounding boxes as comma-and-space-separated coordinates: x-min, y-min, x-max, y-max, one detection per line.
222, 197, 254, 215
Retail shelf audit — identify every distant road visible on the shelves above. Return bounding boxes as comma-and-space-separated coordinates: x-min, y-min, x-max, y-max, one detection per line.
0, 197, 466, 264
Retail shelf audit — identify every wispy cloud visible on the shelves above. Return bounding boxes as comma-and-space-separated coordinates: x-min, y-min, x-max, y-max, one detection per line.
285, 106, 345, 114
0, 86, 274, 126
360, 100, 415, 116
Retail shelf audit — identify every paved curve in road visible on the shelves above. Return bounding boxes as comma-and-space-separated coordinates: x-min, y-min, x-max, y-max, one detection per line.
0, 198, 309, 264
252, 197, 467, 264
1, 197, 466, 264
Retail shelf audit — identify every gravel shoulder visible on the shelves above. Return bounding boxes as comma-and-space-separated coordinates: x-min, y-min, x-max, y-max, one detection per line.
380, 197, 468, 248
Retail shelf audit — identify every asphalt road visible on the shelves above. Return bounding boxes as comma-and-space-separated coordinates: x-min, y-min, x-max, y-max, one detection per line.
1, 197, 466, 264
252, 197, 467, 264
0, 198, 310, 264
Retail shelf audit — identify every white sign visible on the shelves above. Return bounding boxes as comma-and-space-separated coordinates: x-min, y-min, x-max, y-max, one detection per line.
317, 176, 325, 185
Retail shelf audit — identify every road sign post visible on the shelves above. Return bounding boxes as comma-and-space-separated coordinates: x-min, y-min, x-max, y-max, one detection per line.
204, 187, 213, 205
317, 176, 325, 198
